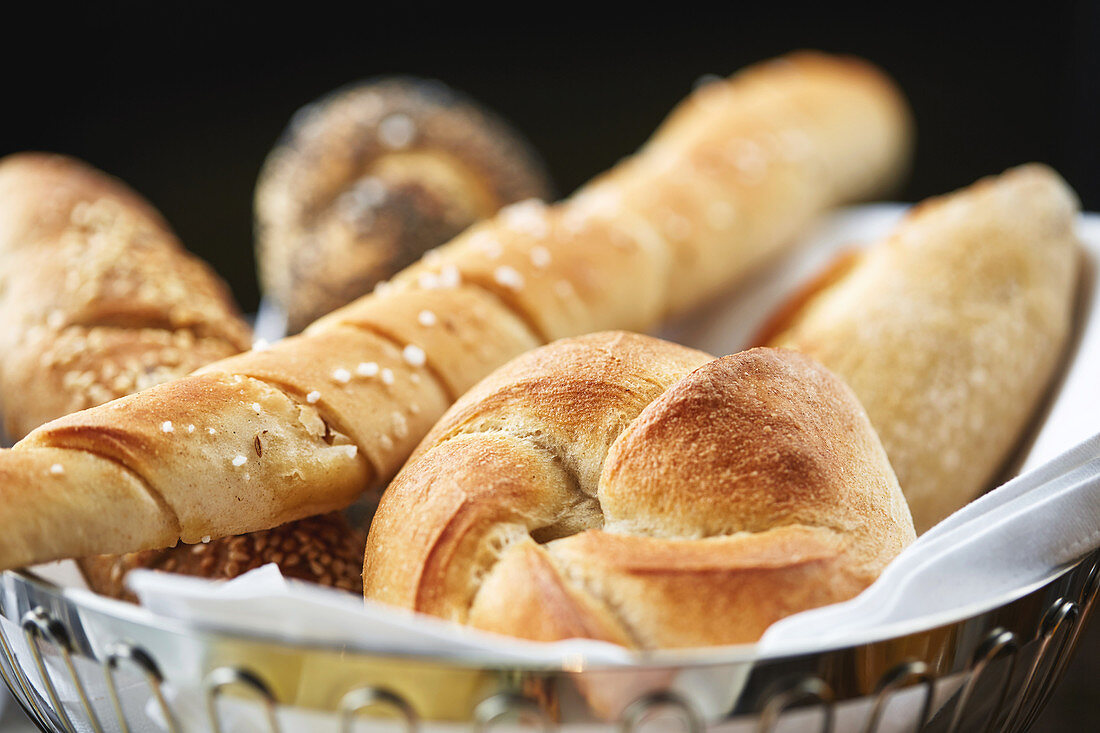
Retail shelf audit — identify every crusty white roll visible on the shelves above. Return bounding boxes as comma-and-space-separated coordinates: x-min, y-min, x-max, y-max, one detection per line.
364, 333, 916, 648
0, 51, 912, 571
762, 164, 1081, 532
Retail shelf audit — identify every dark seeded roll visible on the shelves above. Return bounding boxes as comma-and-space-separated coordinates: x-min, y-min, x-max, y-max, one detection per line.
80, 512, 366, 602
256, 77, 553, 333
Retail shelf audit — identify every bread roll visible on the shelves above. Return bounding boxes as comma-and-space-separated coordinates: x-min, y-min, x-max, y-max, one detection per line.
364, 333, 916, 647
0, 51, 911, 571
256, 77, 553, 332
0, 153, 252, 438
0, 153, 364, 593
763, 164, 1081, 532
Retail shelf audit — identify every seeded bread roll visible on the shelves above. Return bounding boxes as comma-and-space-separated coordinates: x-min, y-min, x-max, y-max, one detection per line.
364, 333, 916, 648
0, 153, 252, 438
762, 165, 1081, 532
0, 153, 363, 593
256, 77, 553, 333
82, 514, 366, 601
0, 52, 911, 571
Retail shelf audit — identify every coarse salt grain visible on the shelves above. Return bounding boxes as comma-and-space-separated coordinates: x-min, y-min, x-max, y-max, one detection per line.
201, 536, 211, 544
403, 344, 426, 367
529, 246, 551, 268
378, 113, 416, 149
187, 424, 196, 433
207, 427, 217, 435
251, 402, 262, 413
161, 421, 174, 433
49, 463, 64, 476
417, 309, 437, 326
494, 265, 524, 290
438, 265, 461, 288
332, 368, 352, 384
306, 390, 321, 404
232, 455, 247, 467
252, 338, 271, 352
342, 445, 358, 458
356, 362, 379, 377
381, 368, 395, 385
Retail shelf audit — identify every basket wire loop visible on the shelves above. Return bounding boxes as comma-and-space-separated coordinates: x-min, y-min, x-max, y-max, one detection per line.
204, 665, 281, 733
860, 660, 934, 733
338, 685, 419, 733
619, 690, 704, 733
474, 692, 553, 733
756, 676, 835, 733
22, 606, 104, 733
1002, 598, 1079, 733
0, 605, 57, 732
946, 628, 1018, 733
1020, 557, 1100, 731
102, 641, 180, 733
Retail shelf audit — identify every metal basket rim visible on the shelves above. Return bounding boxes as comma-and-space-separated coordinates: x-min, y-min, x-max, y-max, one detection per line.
1, 555, 1085, 673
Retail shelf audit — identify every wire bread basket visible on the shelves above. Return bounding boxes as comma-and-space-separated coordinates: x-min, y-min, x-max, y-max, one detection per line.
1, 545, 1097, 733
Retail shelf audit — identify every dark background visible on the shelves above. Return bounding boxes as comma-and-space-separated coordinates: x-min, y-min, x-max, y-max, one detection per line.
2, 4, 1098, 311
1, 5, 1098, 730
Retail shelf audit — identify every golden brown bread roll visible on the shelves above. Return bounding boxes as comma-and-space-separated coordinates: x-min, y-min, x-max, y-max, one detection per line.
364, 333, 916, 648
0, 153, 363, 594
256, 77, 553, 332
763, 164, 1081, 533
0, 51, 911, 571
0, 153, 252, 438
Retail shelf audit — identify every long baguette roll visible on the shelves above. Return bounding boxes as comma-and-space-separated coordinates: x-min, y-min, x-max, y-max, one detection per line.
763, 165, 1081, 532
0, 51, 911, 570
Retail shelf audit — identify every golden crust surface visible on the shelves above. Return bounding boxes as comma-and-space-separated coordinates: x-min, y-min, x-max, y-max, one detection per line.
365, 334, 915, 648
768, 164, 1081, 532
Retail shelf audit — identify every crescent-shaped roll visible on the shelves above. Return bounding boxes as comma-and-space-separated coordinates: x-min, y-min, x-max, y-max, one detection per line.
364, 333, 916, 648
762, 164, 1082, 532
0, 51, 912, 571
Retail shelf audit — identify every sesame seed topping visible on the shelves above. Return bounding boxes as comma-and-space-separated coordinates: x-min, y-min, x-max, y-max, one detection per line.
232, 455, 247, 467
381, 368, 395, 385
49, 463, 65, 476
356, 362, 379, 377
374, 280, 393, 297
252, 338, 271, 352
202, 536, 212, 544
332, 368, 352, 384
529, 246, 552, 268
494, 265, 525, 290
161, 421, 174, 433
418, 272, 441, 289
403, 344, 426, 367
417, 309, 437, 326
470, 232, 503, 258
306, 390, 321, 404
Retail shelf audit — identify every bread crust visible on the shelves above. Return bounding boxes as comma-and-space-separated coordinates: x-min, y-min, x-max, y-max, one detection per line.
365, 334, 915, 648
767, 164, 1081, 532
